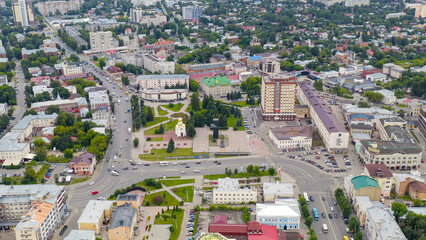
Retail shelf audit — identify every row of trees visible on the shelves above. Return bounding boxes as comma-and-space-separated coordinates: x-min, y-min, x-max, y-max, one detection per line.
226, 91, 242, 101
130, 95, 147, 130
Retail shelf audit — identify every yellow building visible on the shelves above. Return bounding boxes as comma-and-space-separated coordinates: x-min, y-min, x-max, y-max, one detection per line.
77, 200, 114, 234
364, 164, 394, 198
12, 0, 35, 27
108, 203, 137, 240
116, 194, 141, 216
349, 175, 381, 201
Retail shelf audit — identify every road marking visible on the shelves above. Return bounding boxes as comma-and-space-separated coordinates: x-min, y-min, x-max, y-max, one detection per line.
319, 196, 339, 240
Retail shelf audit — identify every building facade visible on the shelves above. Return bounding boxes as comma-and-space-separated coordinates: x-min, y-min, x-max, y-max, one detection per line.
259, 58, 280, 74
269, 126, 312, 149
143, 55, 175, 74
140, 89, 188, 101
256, 198, 300, 230
135, 74, 188, 89
35, 0, 82, 16
12, 0, 35, 27
200, 76, 233, 97
365, 208, 407, 240
358, 140, 422, 170
347, 175, 381, 201
69, 152, 96, 175
90, 31, 118, 51
364, 164, 394, 198
183, 62, 225, 74
77, 200, 113, 234
63, 62, 83, 76
260, 74, 297, 121
212, 178, 257, 204
298, 81, 349, 153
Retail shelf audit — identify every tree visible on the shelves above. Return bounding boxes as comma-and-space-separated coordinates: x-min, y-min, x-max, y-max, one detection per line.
157, 124, 165, 134
189, 79, 199, 92
364, 91, 384, 103
45, 105, 60, 114
190, 93, 200, 111
23, 109, 38, 117
392, 202, 408, 222
253, 166, 260, 176
121, 76, 129, 86
268, 167, 275, 177
167, 138, 175, 153
313, 79, 323, 91
133, 137, 139, 148
358, 101, 370, 108
169, 226, 175, 233
246, 165, 254, 174
99, 59, 106, 69
153, 194, 164, 205
146, 107, 154, 121
348, 217, 360, 234
186, 123, 196, 137
64, 148, 73, 158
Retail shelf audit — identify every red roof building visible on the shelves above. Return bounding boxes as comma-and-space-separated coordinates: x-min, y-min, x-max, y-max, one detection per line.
209, 221, 281, 240
361, 68, 382, 79
248, 224, 278, 240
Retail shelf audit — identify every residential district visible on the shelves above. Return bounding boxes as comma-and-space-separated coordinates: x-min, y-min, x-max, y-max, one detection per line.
0, 0, 425, 240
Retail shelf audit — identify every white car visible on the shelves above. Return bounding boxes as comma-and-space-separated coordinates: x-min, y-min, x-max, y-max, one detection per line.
181, 171, 187, 174
172, 162, 178, 166
89, 181, 95, 186
193, 169, 200, 173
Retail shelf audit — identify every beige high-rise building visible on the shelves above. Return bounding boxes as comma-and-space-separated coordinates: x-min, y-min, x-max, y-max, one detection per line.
260, 73, 297, 121
12, 0, 35, 27
89, 31, 119, 51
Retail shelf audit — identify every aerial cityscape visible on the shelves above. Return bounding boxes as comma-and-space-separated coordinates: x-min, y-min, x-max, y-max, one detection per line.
0, 0, 425, 239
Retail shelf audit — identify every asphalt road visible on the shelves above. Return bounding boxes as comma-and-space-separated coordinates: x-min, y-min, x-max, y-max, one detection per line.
43, 26, 349, 240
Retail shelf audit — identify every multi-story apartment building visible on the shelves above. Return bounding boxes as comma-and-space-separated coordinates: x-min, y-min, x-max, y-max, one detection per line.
345, 0, 369, 7
298, 81, 349, 153
14, 202, 60, 240
35, 0, 82, 16
256, 198, 300, 230
31, 97, 88, 113
182, 5, 202, 21
143, 55, 175, 74
63, 62, 83, 76
130, 8, 144, 23
141, 14, 167, 27
89, 31, 119, 51
92, 107, 110, 120
12, 0, 35, 27
260, 74, 297, 121
259, 58, 280, 74
212, 178, 257, 204
135, 74, 189, 90
382, 63, 405, 79
364, 164, 394, 197
0, 185, 67, 228
358, 140, 422, 170
200, 76, 233, 97
269, 126, 312, 149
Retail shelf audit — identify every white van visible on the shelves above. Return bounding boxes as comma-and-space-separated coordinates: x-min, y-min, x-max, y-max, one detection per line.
323, 224, 328, 233
159, 162, 168, 166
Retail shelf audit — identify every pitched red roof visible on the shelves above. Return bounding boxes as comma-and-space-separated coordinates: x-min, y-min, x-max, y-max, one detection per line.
209, 224, 248, 235
248, 225, 278, 240
247, 222, 262, 232
365, 164, 393, 178
154, 40, 174, 45
213, 215, 227, 224
107, 66, 123, 73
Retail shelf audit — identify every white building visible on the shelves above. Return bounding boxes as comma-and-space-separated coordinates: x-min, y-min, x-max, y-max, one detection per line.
0, 103, 7, 115
298, 81, 349, 153
35, 0, 81, 16
143, 55, 175, 74
64, 230, 96, 240
130, 8, 143, 23
89, 31, 119, 51
365, 207, 407, 240
256, 198, 300, 230
345, 0, 369, 7
140, 89, 188, 101
212, 178, 257, 204
63, 62, 83, 76
383, 63, 405, 79
269, 126, 312, 149
319, 70, 339, 79
135, 74, 188, 89
77, 200, 114, 234
263, 183, 294, 202
14, 202, 60, 240
141, 14, 167, 26
366, 73, 388, 83
33, 85, 53, 95
374, 89, 397, 105
175, 118, 186, 137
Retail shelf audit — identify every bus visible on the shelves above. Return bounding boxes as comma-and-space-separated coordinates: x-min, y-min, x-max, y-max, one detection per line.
303, 192, 309, 202
343, 236, 350, 240
312, 208, 319, 221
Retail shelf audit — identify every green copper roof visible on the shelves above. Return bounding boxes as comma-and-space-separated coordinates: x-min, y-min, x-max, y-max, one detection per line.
351, 175, 380, 190
201, 76, 231, 87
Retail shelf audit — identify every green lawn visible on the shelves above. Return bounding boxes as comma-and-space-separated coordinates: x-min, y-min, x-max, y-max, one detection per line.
143, 191, 180, 206
162, 103, 184, 112
228, 115, 245, 130
144, 119, 178, 135
160, 179, 194, 187
47, 155, 70, 163
172, 186, 194, 202
139, 148, 205, 161
170, 113, 188, 118
204, 170, 275, 180
312, 130, 324, 146
231, 101, 257, 108
93, 58, 107, 68
147, 137, 164, 142
144, 117, 169, 128
157, 106, 168, 116
135, 180, 163, 191
154, 208, 184, 240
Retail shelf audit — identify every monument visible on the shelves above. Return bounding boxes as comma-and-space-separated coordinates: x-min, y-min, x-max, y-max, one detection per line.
212, 118, 219, 139
175, 118, 186, 137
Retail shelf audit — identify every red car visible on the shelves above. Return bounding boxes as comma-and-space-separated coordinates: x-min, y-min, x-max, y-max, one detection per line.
92, 191, 99, 195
